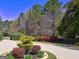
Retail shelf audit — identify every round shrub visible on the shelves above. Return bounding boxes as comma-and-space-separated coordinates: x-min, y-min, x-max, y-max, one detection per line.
17, 43, 33, 51
12, 47, 25, 58
7, 53, 15, 59
10, 33, 21, 40
31, 45, 41, 54
20, 36, 34, 43
0, 33, 3, 40
37, 51, 44, 58
17, 35, 34, 54
25, 54, 32, 59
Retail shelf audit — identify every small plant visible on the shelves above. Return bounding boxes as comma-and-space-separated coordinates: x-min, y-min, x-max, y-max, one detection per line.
37, 51, 44, 58
10, 33, 21, 40
12, 47, 25, 58
7, 53, 15, 59
31, 45, 41, 54
0, 33, 3, 40
25, 54, 32, 59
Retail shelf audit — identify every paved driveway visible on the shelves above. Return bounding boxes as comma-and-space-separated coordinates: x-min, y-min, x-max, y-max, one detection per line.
0, 40, 79, 59
34, 43, 79, 59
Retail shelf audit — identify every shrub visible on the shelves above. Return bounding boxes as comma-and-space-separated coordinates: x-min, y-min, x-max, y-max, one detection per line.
37, 51, 44, 58
50, 36, 58, 42
3, 32, 10, 37
31, 45, 41, 54
25, 54, 32, 59
35, 36, 51, 42
12, 47, 25, 58
59, 38, 78, 44
75, 42, 79, 46
0, 33, 3, 40
17, 43, 33, 51
36, 37, 51, 42
10, 33, 21, 40
20, 36, 34, 43
17, 36, 34, 53
7, 53, 15, 59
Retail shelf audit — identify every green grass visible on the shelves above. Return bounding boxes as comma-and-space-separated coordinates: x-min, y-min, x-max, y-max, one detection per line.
45, 51, 57, 59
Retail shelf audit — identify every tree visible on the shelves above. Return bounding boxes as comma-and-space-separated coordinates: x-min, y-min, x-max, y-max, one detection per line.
0, 16, 3, 32
31, 4, 44, 23
58, 0, 79, 38
45, 0, 61, 36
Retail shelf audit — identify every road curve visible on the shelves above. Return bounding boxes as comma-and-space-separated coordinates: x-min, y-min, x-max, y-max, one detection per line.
0, 40, 79, 59
34, 43, 79, 59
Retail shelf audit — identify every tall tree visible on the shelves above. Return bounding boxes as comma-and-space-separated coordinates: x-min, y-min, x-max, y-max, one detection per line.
58, 0, 79, 38
31, 4, 44, 23
45, 0, 61, 36
0, 16, 3, 32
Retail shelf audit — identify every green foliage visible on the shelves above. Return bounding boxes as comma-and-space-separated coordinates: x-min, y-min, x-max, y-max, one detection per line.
45, 0, 61, 12
75, 42, 79, 46
20, 36, 34, 43
32, 4, 44, 22
17, 43, 33, 50
7, 53, 15, 59
0, 33, 3, 40
61, 38, 79, 44
10, 32, 21, 40
25, 54, 32, 59
58, 0, 79, 37
18, 35, 34, 51
0, 17, 4, 32
37, 51, 44, 58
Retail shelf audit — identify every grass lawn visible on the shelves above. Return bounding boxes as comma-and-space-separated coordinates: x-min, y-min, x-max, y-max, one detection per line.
45, 51, 57, 59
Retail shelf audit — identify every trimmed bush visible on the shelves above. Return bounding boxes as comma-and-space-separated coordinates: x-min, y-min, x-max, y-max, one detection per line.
10, 33, 21, 40
17, 43, 33, 51
35, 36, 51, 42
0, 33, 3, 40
31, 45, 41, 54
20, 36, 34, 43
12, 47, 25, 58
36, 37, 51, 42
59, 38, 79, 44
17, 35, 34, 54
37, 51, 44, 58
25, 54, 32, 59
50, 36, 58, 42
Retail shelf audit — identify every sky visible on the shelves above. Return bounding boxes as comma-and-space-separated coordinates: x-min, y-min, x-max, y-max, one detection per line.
0, 0, 69, 21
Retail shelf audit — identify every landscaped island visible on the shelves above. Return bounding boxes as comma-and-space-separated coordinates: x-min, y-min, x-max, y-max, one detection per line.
0, 35, 56, 59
